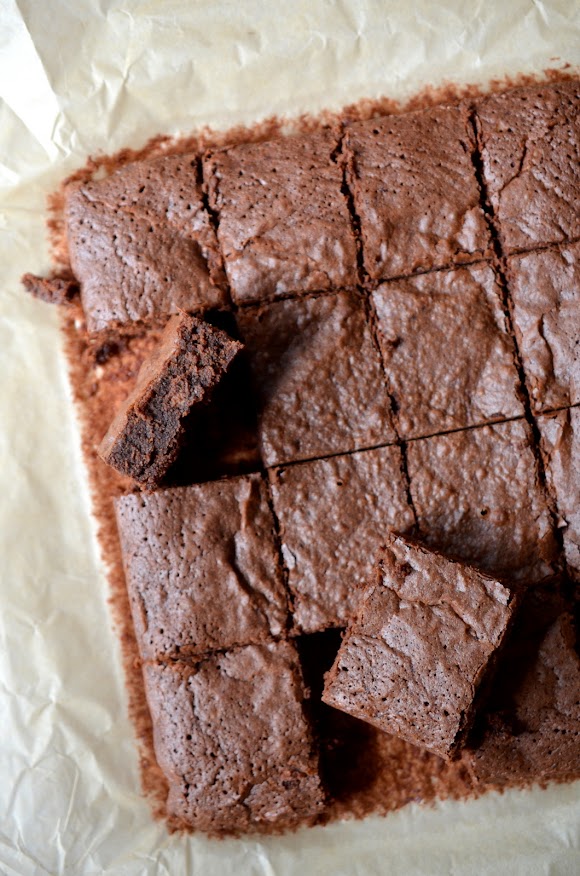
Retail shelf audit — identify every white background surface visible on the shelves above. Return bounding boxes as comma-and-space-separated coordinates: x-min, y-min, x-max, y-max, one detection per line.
1, 2, 580, 873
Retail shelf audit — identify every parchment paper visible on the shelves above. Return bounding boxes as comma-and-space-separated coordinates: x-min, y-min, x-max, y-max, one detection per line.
1, 2, 580, 873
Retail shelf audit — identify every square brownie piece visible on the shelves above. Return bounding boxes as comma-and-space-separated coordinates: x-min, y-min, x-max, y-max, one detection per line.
115, 473, 289, 660
66, 153, 227, 333
143, 641, 324, 833
476, 80, 580, 253
236, 291, 396, 466
345, 104, 491, 281
203, 130, 358, 303
538, 407, 580, 581
466, 587, 580, 787
98, 313, 242, 487
372, 264, 523, 439
323, 534, 518, 759
506, 242, 580, 412
407, 420, 558, 586
269, 446, 415, 633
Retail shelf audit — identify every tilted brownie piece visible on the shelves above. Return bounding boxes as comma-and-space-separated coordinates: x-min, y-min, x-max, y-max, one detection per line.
466, 586, 580, 787
269, 446, 415, 634
143, 641, 325, 834
115, 473, 289, 660
204, 130, 358, 303
506, 242, 580, 412
372, 264, 523, 439
236, 291, 396, 467
323, 533, 518, 759
538, 407, 580, 582
99, 313, 242, 487
476, 80, 580, 253
345, 103, 491, 281
407, 421, 558, 586
65, 153, 227, 332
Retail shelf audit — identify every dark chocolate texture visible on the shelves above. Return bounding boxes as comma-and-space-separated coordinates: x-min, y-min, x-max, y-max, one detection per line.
98, 313, 242, 487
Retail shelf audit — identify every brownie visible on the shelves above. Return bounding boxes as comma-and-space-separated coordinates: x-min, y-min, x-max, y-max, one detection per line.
143, 641, 325, 833
21, 272, 78, 305
65, 153, 227, 332
466, 587, 580, 787
99, 313, 242, 487
114, 473, 289, 660
345, 104, 491, 281
506, 242, 580, 412
538, 407, 580, 581
204, 130, 358, 303
407, 420, 558, 586
323, 534, 518, 759
236, 291, 396, 466
476, 80, 580, 253
372, 264, 523, 439
269, 446, 415, 633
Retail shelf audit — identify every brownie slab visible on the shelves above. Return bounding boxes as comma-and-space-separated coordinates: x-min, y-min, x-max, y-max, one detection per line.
538, 407, 580, 581
115, 474, 289, 660
345, 104, 491, 281
269, 446, 415, 633
143, 641, 324, 833
98, 313, 242, 487
66, 153, 226, 332
476, 80, 580, 253
466, 587, 580, 787
236, 291, 396, 466
506, 242, 580, 412
372, 264, 523, 439
204, 130, 358, 303
407, 420, 557, 586
323, 534, 518, 759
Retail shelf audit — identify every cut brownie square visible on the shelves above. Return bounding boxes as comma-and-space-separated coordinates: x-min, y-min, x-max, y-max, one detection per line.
98, 313, 242, 487
115, 473, 289, 660
538, 407, 580, 581
506, 242, 580, 412
466, 586, 580, 787
236, 291, 396, 467
476, 80, 580, 253
372, 263, 523, 439
407, 420, 558, 586
323, 533, 518, 759
203, 130, 358, 303
143, 641, 325, 833
345, 104, 491, 281
269, 446, 415, 634
65, 153, 227, 333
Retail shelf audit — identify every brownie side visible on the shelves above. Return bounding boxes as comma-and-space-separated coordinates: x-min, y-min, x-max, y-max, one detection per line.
114, 474, 289, 660
142, 641, 325, 834
65, 153, 227, 332
203, 130, 358, 303
466, 587, 580, 787
372, 263, 523, 439
476, 80, 580, 253
345, 103, 491, 281
236, 291, 396, 467
323, 533, 518, 759
506, 242, 580, 412
538, 407, 580, 582
269, 446, 415, 634
98, 313, 242, 487
407, 420, 558, 586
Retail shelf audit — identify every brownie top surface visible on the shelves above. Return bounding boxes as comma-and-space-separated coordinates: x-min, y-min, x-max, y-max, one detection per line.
114, 473, 289, 660
236, 291, 396, 466
346, 103, 491, 279
372, 264, 523, 438
507, 242, 580, 411
204, 129, 357, 302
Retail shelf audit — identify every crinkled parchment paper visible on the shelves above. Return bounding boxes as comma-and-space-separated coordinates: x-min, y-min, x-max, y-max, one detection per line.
1, 2, 580, 873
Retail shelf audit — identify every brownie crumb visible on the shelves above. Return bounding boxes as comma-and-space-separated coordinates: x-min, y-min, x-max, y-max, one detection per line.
21, 272, 79, 305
